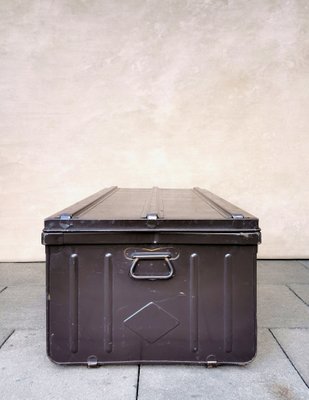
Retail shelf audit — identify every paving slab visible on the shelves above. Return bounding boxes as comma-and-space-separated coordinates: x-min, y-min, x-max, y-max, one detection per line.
0, 262, 45, 286
257, 260, 309, 284
0, 328, 14, 348
138, 330, 308, 400
0, 330, 138, 400
258, 285, 309, 328
288, 284, 309, 306
271, 328, 309, 387
0, 285, 45, 329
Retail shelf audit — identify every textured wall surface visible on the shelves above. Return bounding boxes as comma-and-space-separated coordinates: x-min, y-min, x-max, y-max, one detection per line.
0, 0, 309, 261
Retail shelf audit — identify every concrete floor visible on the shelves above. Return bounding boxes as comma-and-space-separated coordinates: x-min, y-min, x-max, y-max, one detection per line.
0, 260, 308, 399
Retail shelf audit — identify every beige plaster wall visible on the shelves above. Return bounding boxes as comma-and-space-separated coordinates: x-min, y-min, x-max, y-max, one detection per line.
0, 0, 309, 261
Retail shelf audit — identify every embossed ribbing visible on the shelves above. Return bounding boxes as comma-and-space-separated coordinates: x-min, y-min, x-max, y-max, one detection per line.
69, 253, 78, 353
193, 187, 231, 218
141, 186, 164, 218
189, 253, 198, 352
104, 253, 113, 353
224, 253, 233, 353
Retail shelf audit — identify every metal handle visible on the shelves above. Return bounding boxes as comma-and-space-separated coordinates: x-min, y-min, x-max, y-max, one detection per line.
129, 252, 174, 280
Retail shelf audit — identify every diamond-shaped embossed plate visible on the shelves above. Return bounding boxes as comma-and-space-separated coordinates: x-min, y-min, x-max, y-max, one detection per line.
124, 302, 180, 344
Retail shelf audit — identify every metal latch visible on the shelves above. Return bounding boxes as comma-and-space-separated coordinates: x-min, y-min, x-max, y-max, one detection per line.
146, 213, 158, 220
231, 213, 244, 219
60, 213, 72, 220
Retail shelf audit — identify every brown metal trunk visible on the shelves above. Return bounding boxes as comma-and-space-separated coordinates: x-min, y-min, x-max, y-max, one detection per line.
42, 187, 261, 366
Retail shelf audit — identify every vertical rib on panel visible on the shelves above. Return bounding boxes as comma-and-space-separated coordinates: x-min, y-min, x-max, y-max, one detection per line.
69, 253, 78, 353
224, 253, 233, 353
189, 253, 198, 352
104, 253, 113, 353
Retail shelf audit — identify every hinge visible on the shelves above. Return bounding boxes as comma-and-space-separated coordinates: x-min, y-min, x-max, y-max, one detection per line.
87, 355, 98, 368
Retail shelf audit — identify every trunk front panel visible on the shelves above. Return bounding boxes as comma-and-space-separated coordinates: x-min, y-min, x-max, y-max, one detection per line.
47, 244, 257, 364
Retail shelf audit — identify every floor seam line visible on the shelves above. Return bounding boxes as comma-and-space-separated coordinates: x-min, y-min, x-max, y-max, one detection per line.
286, 285, 308, 307
135, 364, 141, 400
269, 328, 309, 389
258, 283, 309, 286
264, 327, 309, 330
0, 329, 15, 350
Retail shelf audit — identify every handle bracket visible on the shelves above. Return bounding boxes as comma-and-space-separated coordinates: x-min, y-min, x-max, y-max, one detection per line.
129, 252, 174, 280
